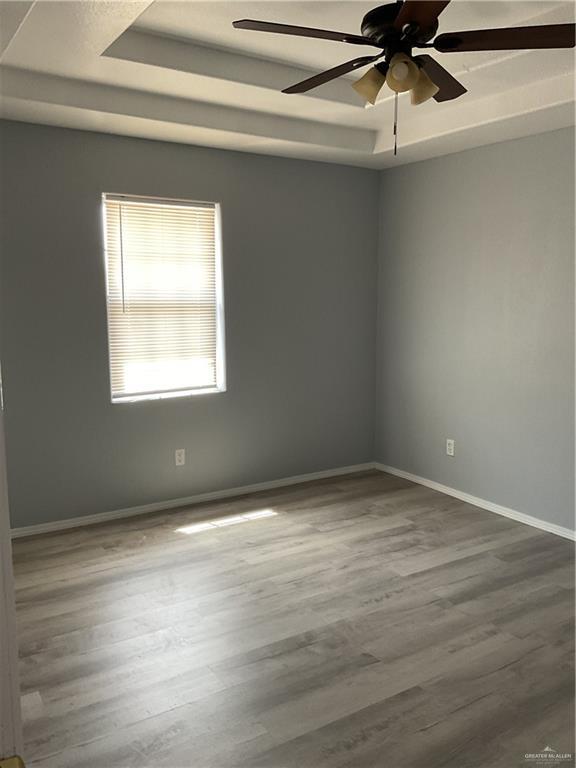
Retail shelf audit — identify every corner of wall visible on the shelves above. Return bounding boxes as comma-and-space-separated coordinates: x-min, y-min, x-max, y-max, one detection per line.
373, 168, 387, 463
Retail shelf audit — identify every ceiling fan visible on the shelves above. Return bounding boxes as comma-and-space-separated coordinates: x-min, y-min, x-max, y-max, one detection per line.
233, 2, 575, 107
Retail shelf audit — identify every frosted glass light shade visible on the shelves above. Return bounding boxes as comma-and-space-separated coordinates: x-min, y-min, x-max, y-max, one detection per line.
386, 53, 420, 93
411, 68, 440, 105
352, 66, 387, 105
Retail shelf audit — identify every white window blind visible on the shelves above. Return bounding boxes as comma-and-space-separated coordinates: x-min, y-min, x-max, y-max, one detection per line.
102, 194, 225, 402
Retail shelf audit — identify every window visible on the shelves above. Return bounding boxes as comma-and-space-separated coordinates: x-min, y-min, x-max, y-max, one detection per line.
102, 194, 225, 402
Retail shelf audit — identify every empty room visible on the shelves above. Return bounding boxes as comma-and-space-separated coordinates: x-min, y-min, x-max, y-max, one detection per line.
0, 1, 574, 767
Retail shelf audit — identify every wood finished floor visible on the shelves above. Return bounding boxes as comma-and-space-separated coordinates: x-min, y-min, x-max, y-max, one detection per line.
13, 471, 575, 768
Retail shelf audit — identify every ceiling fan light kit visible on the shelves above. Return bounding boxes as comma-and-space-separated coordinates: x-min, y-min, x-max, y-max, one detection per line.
352, 64, 388, 105
386, 53, 421, 93
233, 2, 575, 152
411, 68, 440, 105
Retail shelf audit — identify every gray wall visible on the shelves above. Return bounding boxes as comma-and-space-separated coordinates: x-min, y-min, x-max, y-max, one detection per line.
0, 121, 379, 527
1, 121, 574, 532
376, 128, 575, 531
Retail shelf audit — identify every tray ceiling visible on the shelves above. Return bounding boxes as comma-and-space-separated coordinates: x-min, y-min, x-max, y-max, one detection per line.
0, 1, 574, 167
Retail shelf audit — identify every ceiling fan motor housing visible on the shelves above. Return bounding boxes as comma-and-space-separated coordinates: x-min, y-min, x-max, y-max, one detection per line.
361, 3, 439, 46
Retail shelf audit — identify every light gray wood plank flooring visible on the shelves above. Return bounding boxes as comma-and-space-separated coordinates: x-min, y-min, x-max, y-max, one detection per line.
12, 471, 575, 767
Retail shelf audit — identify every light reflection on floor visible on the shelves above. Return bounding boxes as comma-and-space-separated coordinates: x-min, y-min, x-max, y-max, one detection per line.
175, 509, 277, 535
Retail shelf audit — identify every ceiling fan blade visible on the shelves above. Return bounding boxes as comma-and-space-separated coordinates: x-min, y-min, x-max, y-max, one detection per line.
413, 54, 467, 102
232, 19, 379, 47
283, 55, 383, 94
394, 1, 451, 31
434, 23, 575, 52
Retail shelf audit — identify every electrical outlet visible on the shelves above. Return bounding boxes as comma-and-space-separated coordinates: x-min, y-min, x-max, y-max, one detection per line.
175, 448, 186, 467
446, 439, 455, 457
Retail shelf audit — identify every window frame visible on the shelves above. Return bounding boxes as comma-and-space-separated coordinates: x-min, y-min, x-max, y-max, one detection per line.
101, 192, 226, 404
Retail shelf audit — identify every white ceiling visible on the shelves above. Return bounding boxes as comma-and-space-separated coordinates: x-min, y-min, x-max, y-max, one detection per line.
0, 1, 574, 168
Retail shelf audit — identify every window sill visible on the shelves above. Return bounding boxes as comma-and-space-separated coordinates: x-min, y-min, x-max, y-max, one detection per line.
111, 386, 226, 404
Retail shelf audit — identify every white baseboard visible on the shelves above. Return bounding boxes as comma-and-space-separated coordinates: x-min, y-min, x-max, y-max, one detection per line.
375, 463, 575, 542
10, 463, 377, 538
12, 461, 575, 543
